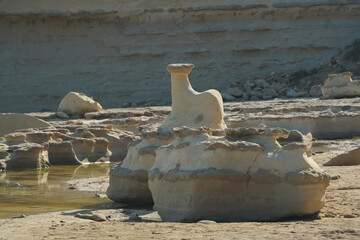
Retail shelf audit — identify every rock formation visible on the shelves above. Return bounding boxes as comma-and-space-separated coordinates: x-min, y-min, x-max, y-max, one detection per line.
107, 63, 226, 204
321, 72, 360, 99
58, 92, 102, 116
160, 64, 226, 130
148, 127, 330, 222
0, 113, 51, 137
0, 124, 137, 171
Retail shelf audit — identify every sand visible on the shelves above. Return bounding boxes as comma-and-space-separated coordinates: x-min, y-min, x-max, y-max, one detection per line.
0, 151, 359, 240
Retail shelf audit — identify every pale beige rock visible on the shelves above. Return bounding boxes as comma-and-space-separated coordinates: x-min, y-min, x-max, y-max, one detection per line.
160, 64, 226, 130
6, 143, 50, 171
0, 113, 51, 137
324, 146, 360, 166
107, 63, 227, 204
87, 138, 112, 163
58, 92, 102, 116
149, 127, 330, 222
321, 72, 360, 99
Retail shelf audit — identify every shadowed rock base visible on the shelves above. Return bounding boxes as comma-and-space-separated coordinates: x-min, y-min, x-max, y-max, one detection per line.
149, 172, 328, 222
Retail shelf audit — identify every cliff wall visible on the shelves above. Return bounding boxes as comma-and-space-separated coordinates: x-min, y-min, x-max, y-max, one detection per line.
1, 0, 360, 112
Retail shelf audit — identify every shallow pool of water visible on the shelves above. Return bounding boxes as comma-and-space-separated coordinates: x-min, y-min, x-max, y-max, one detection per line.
0, 164, 112, 219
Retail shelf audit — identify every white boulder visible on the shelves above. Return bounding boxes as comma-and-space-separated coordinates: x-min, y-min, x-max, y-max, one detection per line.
321, 72, 360, 99
58, 92, 102, 116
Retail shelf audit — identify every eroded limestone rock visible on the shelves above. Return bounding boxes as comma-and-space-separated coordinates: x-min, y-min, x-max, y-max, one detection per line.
58, 92, 102, 116
160, 64, 226, 130
6, 143, 50, 170
321, 72, 360, 99
0, 113, 51, 137
107, 63, 227, 204
148, 127, 330, 222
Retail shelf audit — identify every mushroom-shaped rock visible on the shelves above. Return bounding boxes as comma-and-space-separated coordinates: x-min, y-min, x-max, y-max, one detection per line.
160, 64, 226, 130
107, 64, 227, 204
58, 92, 102, 116
0, 113, 51, 137
48, 141, 82, 165
321, 72, 360, 99
107, 128, 173, 204
148, 127, 330, 222
6, 143, 50, 171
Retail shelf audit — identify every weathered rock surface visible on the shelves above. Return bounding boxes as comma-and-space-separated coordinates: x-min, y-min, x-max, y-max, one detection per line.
321, 72, 360, 99
0, 124, 137, 171
149, 127, 330, 222
160, 63, 226, 130
0, 113, 51, 137
58, 92, 102, 116
107, 64, 226, 204
324, 141, 360, 166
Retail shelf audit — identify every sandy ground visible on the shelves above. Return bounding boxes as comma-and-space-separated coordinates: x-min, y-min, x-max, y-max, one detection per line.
0, 153, 359, 240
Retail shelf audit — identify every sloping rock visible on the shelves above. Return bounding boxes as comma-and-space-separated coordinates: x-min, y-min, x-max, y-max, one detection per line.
149, 127, 330, 222
0, 113, 51, 137
58, 92, 102, 116
324, 147, 360, 166
321, 72, 360, 99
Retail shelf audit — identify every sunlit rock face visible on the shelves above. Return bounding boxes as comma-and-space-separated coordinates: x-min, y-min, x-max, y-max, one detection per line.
321, 72, 360, 99
107, 63, 227, 204
149, 127, 330, 222
58, 92, 102, 116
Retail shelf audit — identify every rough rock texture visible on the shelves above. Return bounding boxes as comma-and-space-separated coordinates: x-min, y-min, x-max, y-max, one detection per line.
321, 72, 360, 99
58, 92, 102, 116
160, 64, 226, 130
107, 63, 226, 204
107, 128, 173, 204
148, 127, 330, 222
323, 140, 360, 166
0, 113, 51, 136
225, 98, 360, 139
6, 143, 50, 170
1, 1, 360, 112
0, 124, 138, 171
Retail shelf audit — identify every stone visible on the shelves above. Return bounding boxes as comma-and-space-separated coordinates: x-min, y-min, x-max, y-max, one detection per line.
55, 111, 70, 119
75, 212, 107, 222
227, 87, 243, 97
5, 143, 50, 171
148, 127, 330, 222
286, 89, 296, 97
221, 92, 235, 101
321, 72, 360, 99
58, 92, 102, 116
160, 64, 226, 130
107, 63, 227, 204
47, 141, 82, 165
0, 113, 51, 137
310, 85, 323, 97
324, 147, 360, 166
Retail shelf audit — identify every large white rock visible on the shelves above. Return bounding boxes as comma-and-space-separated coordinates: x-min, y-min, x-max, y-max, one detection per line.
0, 113, 51, 137
149, 127, 330, 222
321, 72, 360, 99
107, 64, 227, 204
58, 92, 102, 116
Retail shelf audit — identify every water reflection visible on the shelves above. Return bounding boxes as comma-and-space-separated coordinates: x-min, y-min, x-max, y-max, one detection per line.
0, 163, 112, 219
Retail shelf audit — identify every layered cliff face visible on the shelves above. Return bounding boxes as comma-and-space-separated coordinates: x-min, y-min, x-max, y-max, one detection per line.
1, 0, 360, 112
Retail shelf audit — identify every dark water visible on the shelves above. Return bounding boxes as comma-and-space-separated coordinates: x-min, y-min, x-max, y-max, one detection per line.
0, 164, 112, 219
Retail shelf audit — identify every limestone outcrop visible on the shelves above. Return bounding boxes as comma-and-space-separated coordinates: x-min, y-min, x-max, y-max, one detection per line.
0, 124, 137, 171
160, 64, 226, 130
148, 127, 330, 222
58, 92, 102, 116
0, 113, 51, 137
321, 72, 360, 99
107, 63, 227, 204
